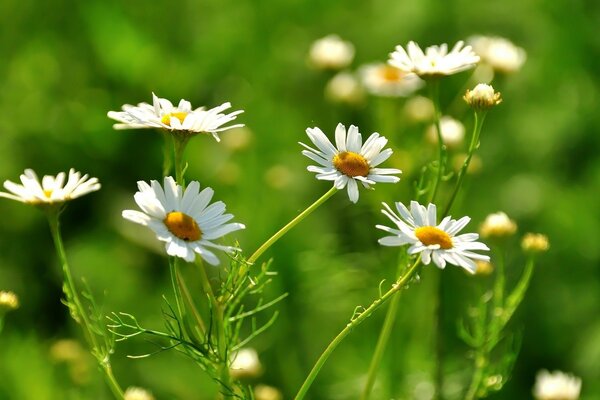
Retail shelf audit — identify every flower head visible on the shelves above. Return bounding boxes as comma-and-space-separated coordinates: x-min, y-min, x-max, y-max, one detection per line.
300, 123, 402, 203
108, 93, 244, 142
533, 370, 581, 400
359, 63, 423, 97
426, 116, 465, 149
0, 169, 100, 206
325, 71, 365, 105
377, 201, 490, 273
522, 233, 550, 253
122, 177, 245, 265
480, 211, 517, 238
468, 35, 526, 74
255, 385, 283, 400
124, 387, 155, 400
309, 34, 355, 70
0, 291, 19, 313
464, 83, 502, 110
230, 348, 263, 379
388, 41, 479, 78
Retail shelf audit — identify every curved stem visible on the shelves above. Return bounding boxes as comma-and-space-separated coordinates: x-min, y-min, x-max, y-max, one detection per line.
294, 257, 421, 400
360, 255, 407, 400
428, 80, 445, 204
47, 211, 124, 399
247, 186, 338, 265
442, 111, 486, 217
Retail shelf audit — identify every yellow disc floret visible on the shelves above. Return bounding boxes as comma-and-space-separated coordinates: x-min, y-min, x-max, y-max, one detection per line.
161, 112, 188, 126
164, 211, 202, 241
332, 151, 370, 177
380, 65, 404, 82
415, 226, 453, 249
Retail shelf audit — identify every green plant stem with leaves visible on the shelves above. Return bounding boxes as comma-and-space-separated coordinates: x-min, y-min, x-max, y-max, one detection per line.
46, 209, 124, 400
247, 186, 338, 265
294, 257, 422, 400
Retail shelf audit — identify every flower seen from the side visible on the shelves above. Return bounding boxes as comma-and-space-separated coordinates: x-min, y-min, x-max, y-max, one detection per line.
0, 169, 100, 206
377, 201, 490, 273
388, 41, 479, 77
108, 93, 244, 142
468, 35, 526, 74
533, 370, 581, 400
359, 63, 423, 97
480, 211, 517, 238
309, 34, 355, 70
122, 177, 245, 265
464, 83, 502, 111
124, 387, 155, 400
300, 123, 402, 203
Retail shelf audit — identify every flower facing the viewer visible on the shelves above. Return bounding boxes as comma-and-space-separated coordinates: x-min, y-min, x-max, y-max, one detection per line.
533, 370, 581, 400
122, 177, 245, 265
0, 169, 100, 206
300, 123, 401, 203
389, 41, 479, 77
108, 93, 244, 141
377, 201, 490, 273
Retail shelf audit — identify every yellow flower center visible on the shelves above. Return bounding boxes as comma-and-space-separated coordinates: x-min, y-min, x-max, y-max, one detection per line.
43, 189, 53, 198
414, 226, 453, 249
164, 211, 202, 241
332, 151, 370, 177
161, 112, 188, 126
380, 65, 404, 82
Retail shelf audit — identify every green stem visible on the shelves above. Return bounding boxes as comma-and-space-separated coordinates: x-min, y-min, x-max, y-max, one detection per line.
434, 268, 445, 400
247, 186, 338, 265
464, 351, 486, 400
442, 111, 486, 217
47, 211, 124, 399
173, 135, 190, 186
294, 258, 421, 400
162, 132, 174, 178
196, 259, 233, 399
360, 255, 407, 400
428, 79, 445, 204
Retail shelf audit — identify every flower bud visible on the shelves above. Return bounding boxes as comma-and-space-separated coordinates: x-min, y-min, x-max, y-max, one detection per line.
521, 233, 550, 253
480, 212, 517, 238
124, 387, 155, 400
309, 35, 355, 70
464, 83, 502, 110
475, 260, 494, 275
230, 348, 263, 379
533, 370, 581, 400
255, 384, 283, 400
0, 291, 19, 313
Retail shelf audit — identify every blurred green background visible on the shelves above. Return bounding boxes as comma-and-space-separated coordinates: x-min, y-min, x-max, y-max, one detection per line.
1, 0, 599, 399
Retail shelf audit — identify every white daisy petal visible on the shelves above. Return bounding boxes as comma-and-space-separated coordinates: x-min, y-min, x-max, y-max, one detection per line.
121, 177, 244, 265
346, 178, 359, 203
389, 41, 479, 77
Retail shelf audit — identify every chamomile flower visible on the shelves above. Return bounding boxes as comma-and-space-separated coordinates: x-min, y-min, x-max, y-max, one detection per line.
300, 123, 402, 203
122, 177, 245, 265
533, 370, 581, 400
377, 201, 490, 273
359, 62, 423, 97
388, 41, 479, 77
0, 169, 100, 205
107, 93, 244, 142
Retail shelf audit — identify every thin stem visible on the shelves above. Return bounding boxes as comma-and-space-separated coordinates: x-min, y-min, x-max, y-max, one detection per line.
47, 211, 124, 399
360, 255, 407, 400
464, 350, 486, 400
442, 111, 486, 217
428, 79, 445, 204
247, 186, 338, 265
173, 136, 190, 186
162, 132, 174, 178
434, 268, 445, 400
294, 257, 421, 400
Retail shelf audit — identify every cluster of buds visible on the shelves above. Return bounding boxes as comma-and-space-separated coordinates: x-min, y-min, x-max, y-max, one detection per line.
464, 83, 503, 111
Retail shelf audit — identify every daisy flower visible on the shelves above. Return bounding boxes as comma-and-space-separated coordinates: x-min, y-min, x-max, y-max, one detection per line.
359, 62, 423, 97
377, 201, 489, 273
107, 93, 244, 142
533, 370, 581, 400
0, 169, 100, 205
309, 34, 355, 70
468, 35, 526, 74
300, 123, 402, 203
122, 177, 245, 265
388, 41, 479, 77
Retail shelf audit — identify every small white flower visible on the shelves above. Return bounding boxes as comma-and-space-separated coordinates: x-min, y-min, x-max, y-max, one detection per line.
359, 63, 424, 97
300, 123, 402, 203
124, 387, 155, 400
426, 116, 465, 149
230, 348, 263, 379
468, 35, 526, 74
122, 177, 245, 265
389, 41, 479, 77
309, 34, 355, 70
107, 93, 244, 142
533, 370, 581, 400
377, 201, 490, 273
0, 169, 100, 205
480, 211, 517, 238
325, 71, 365, 105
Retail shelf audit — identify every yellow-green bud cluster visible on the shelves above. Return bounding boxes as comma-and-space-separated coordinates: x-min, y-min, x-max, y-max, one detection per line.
464, 83, 502, 110
0, 291, 19, 312
521, 233, 550, 253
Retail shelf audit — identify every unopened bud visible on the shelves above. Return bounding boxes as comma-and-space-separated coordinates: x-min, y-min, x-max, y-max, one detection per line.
464, 83, 502, 110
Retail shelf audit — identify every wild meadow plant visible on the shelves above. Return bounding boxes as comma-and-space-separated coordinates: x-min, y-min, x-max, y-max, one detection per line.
0, 36, 567, 400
